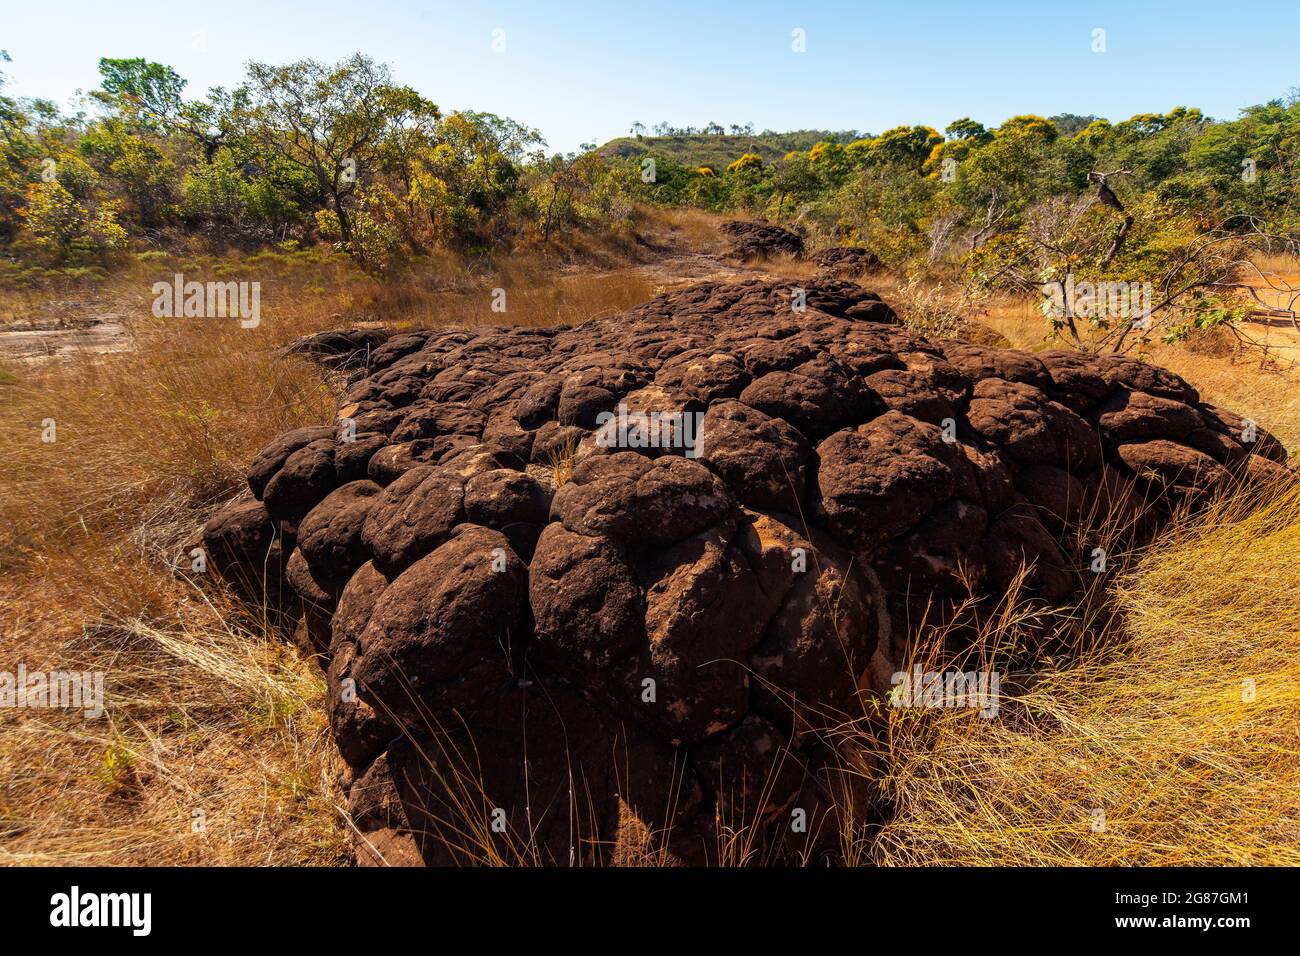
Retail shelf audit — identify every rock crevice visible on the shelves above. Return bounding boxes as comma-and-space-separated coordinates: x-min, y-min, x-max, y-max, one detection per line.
203, 277, 1287, 865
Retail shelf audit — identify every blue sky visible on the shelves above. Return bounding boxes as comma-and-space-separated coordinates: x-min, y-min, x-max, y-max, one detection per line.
3, 1, 1297, 153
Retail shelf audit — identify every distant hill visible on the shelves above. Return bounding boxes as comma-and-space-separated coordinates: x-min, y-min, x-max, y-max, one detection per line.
598, 130, 859, 170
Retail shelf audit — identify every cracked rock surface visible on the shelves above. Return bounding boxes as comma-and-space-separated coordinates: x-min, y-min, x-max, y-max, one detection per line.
202, 277, 1287, 865
720, 220, 805, 260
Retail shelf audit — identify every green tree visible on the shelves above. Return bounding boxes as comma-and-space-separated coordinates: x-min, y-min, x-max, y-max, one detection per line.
408, 112, 520, 246
726, 152, 763, 174
0, 50, 34, 241
770, 151, 818, 219
78, 117, 177, 226
239, 54, 439, 257
945, 118, 991, 142
863, 125, 944, 171
95, 58, 186, 128
995, 115, 1058, 144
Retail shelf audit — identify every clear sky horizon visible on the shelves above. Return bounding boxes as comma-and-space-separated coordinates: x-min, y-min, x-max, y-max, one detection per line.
3, 0, 1297, 153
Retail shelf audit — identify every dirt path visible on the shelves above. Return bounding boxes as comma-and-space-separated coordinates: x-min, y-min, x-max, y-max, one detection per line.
628, 250, 800, 291
1241, 267, 1300, 355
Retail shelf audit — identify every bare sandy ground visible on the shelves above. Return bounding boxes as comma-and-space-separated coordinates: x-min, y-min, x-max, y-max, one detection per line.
0, 314, 132, 364
0, 247, 779, 366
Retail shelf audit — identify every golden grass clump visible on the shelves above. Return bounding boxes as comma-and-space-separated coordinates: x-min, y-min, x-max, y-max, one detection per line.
0, 273, 352, 864
0, 228, 696, 866
1, 216, 1296, 867
0, 587, 348, 866
872, 478, 1300, 866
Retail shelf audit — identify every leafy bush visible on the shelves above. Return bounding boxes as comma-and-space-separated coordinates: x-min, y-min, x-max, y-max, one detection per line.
19, 181, 127, 256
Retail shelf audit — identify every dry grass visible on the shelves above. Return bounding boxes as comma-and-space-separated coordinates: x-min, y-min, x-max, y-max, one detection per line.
543, 434, 579, 490
0, 590, 346, 866
636, 205, 733, 258
2, 214, 1297, 867
0, 283, 350, 864
362, 268, 660, 330
862, 271, 1300, 866
0, 230, 676, 865
0, 249, 664, 338
946, 271, 1300, 453
881, 275, 1009, 344
1248, 251, 1300, 281
1147, 345, 1300, 451
872, 478, 1300, 866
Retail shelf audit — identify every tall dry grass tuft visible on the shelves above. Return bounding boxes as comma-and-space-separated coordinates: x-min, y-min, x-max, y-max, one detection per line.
872, 477, 1300, 866
3, 217, 1297, 867
0, 295, 349, 864
0, 233, 687, 866
0, 590, 346, 865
